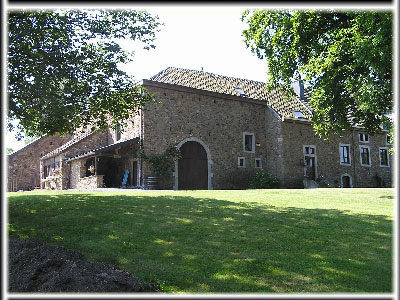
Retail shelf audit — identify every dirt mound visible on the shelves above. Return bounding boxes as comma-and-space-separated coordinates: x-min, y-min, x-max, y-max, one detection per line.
8, 237, 157, 293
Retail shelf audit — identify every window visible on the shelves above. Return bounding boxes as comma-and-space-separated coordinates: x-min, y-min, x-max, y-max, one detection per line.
238, 157, 246, 168
339, 144, 351, 165
359, 133, 369, 143
304, 146, 315, 155
379, 147, 390, 167
255, 158, 262, 169
235, 87, 246, 97
292, 110, 306, 119
386, 134, 392, 145
243, 132, 255, 153
85, 157, 96, 177
360, 146, 371, 166
115, 125, 122, 141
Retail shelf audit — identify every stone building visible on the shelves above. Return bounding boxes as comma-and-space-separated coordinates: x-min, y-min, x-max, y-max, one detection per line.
9, 67, 393, 190
7, 134, 73, 191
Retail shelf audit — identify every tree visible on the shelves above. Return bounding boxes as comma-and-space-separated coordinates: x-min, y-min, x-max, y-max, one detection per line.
242, 10, 393, 137
8, 9, 161, 139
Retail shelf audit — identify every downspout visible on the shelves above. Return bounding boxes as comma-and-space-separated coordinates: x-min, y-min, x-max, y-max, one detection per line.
352, 128, 357, 187
139, 107, 144, 188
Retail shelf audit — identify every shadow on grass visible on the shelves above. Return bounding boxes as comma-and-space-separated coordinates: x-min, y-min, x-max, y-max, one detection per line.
8, 193, 393, 293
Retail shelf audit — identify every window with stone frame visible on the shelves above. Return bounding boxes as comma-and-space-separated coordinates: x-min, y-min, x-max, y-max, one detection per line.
243, 132, 255, 153
379, 147, 390, 167
255, 158, 262, 168
359, 133, 369, 143
238, 157, 246, 168
339, 144, 351, 165
360, 146, 371, 167
84, 157, 96, 177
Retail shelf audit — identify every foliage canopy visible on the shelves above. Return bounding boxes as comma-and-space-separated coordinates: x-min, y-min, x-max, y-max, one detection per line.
242, 10, 393, 137
8, 9, 161, 139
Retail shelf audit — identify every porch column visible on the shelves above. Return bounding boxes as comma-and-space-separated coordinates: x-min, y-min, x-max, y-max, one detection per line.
94, 156, 98, 175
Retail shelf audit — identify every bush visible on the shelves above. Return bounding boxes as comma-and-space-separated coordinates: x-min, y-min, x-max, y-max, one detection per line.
248, 171, 279, 189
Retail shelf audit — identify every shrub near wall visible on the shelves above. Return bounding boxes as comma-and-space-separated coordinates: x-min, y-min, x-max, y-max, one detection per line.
249, 170, 279, 189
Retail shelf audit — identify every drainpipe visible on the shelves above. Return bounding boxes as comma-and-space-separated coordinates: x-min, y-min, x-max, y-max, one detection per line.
352, 128, 357, 187
139, 108, 144, 188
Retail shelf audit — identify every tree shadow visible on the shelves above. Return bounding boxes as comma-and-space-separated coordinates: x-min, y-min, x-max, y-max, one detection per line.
8, 192, 393, 293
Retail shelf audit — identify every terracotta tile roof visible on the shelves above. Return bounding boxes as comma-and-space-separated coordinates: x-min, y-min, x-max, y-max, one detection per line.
150, 67, 312, 119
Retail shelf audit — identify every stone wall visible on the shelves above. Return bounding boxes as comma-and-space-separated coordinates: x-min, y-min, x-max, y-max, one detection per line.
142, 81, 277, 189
280, 119, 393, 188
62, 131, 109, 160
8, 134, 73, 191
107, 114, 142, 145
68, 159, 104, 189
141, 81, 392, 189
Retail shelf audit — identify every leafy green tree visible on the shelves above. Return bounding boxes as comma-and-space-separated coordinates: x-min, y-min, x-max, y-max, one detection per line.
8, 9, 161, 139
242, 10, 393, 137
7, 148, 14, 154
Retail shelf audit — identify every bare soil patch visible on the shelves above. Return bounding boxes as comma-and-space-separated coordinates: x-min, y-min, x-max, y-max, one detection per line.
8, 237, 157, 293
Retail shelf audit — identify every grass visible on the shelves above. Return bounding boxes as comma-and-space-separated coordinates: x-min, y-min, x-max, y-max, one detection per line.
7, 188, 394, 293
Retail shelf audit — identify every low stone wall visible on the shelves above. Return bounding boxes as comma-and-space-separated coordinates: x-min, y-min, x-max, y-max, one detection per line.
73, 175, 104, 190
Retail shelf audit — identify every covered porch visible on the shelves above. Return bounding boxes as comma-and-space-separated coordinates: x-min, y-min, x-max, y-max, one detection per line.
65, 138, 141, 190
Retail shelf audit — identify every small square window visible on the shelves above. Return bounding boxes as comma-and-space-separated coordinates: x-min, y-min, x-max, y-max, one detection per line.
255, 158, 262, 169
238, 157, 246, 168
304, 146, 315, 155
379, 147, 390, 167
359, 133, 369, 143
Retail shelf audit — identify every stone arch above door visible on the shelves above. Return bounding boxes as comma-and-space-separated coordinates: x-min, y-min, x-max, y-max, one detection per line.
341, 173, 353, 188
174, 137, 213, 190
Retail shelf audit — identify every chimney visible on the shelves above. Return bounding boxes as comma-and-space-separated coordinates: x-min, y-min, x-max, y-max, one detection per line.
291, 79, 304, 99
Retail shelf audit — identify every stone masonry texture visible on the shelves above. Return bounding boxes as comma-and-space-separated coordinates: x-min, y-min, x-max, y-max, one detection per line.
8, 134, 73, 191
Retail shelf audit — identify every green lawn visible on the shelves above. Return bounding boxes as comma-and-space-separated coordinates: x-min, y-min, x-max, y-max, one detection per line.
7, 188, 394, 293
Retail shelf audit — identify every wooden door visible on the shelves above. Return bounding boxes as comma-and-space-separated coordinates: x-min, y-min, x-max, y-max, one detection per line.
342, 175, 350, 188
178, 141, 208, 190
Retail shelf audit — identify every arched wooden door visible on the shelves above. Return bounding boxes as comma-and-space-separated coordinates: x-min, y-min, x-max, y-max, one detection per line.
178, 141, 208, 190
342, 175, 351, 188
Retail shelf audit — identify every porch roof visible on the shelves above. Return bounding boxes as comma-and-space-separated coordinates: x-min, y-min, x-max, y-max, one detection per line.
64, 137, 140, 162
